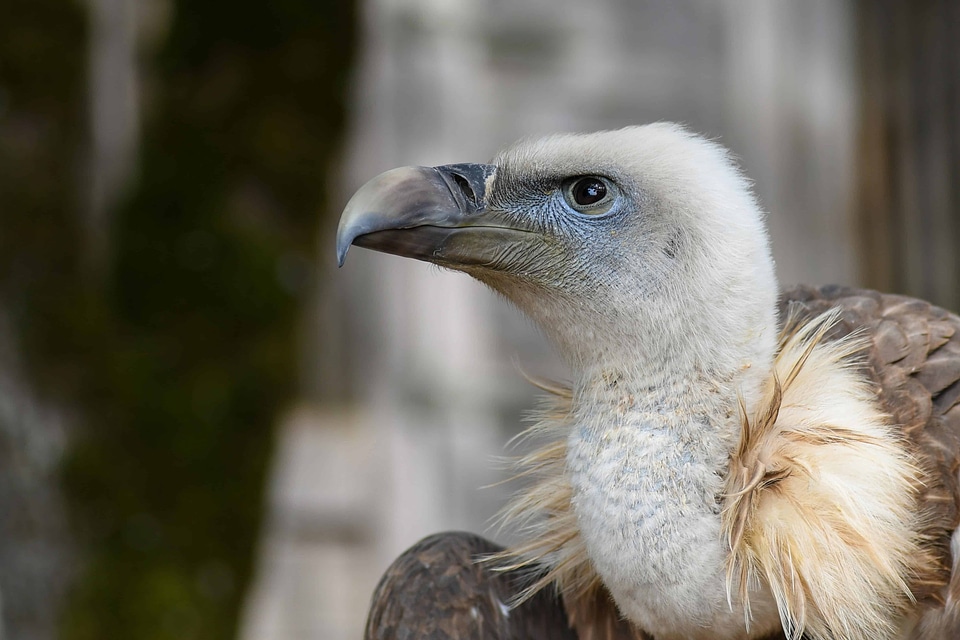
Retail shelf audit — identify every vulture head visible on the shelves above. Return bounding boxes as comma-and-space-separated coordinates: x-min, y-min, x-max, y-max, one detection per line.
338, 124, 959, 640
338, 124, 778, 382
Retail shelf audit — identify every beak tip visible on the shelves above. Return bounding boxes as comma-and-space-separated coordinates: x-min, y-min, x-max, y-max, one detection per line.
335, 237, 350, 267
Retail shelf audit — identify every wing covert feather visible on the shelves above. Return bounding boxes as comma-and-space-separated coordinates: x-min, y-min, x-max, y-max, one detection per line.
364, 531, 579, 639
780, 285, 960, 637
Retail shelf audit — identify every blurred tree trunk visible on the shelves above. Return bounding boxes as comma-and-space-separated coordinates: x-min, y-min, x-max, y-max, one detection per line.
855, 0, 960, 310
0, 2, 87, 638
1, 0, 356, 639
57, 2, 356, 639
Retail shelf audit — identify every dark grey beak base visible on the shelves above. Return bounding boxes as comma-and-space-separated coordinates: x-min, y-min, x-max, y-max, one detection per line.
336, 163, 498, 267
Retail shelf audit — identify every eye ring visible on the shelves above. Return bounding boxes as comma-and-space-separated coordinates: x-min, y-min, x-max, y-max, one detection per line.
561, 176, 618, 215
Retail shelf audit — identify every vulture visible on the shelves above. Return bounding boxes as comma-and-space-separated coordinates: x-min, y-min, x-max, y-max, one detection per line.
336, 123, 960, 640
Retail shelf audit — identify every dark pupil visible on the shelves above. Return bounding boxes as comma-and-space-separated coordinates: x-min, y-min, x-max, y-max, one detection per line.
573, 178, 606, 206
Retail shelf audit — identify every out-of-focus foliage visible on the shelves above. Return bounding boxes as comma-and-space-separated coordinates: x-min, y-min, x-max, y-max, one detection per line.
2, 0, 355, 638
0, 5, 86, 352
0, 2, 85, 638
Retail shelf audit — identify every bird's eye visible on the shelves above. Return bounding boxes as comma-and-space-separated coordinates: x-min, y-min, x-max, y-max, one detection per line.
561, 176, 617, 215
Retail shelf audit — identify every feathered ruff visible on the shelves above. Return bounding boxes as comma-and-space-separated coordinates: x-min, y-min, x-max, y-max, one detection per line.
493, 309, 939, 640
723, 309, 929, 640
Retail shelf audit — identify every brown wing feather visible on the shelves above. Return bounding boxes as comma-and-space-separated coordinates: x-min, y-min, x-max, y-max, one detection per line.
364, 531, 580, 639
780, 285, 960, 636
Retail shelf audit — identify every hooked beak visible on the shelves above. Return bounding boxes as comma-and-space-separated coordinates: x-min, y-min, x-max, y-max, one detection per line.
336, 163, 536, 269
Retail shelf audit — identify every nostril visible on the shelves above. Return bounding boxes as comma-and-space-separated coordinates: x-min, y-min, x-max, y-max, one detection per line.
435, 163, 495, 212
452, 173, 477, 206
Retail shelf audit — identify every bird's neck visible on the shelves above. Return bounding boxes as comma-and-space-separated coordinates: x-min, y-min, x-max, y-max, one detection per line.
569, 300, 777, 414
570, 354, 764, 478
563, 336, 780, 638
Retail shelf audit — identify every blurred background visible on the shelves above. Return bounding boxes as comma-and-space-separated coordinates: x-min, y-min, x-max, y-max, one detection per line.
0, 0, 957, 638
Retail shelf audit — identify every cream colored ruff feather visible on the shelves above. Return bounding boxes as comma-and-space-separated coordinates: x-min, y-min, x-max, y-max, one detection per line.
724, 309, 922, 639
499, 310, 924, 640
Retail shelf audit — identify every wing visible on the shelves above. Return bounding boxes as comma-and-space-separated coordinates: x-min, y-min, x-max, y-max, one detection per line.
781, 285, 960, 636
364, 531, 579, 639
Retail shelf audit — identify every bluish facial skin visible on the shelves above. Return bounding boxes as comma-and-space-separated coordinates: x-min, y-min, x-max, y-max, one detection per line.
484, 162, 683, 306
337, 156, 683, 310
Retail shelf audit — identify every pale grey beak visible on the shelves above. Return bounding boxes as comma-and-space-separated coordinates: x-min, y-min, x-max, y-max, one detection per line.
337, 163, 536, 269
